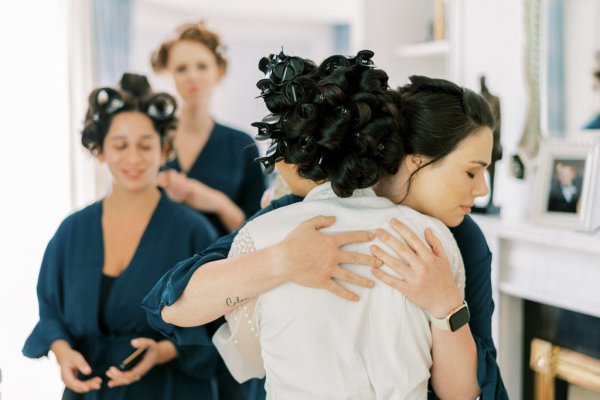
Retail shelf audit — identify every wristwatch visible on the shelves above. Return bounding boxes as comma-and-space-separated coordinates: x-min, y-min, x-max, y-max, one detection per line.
430, 301, 470, 332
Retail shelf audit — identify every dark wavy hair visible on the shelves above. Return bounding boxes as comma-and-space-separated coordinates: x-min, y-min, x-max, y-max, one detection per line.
381, 75, 496, 200
396, 75, 495, 167
254, 50, 405, 197
81, 73, 177, 154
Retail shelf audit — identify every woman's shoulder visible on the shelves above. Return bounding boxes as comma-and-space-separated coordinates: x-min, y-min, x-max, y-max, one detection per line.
213, 122, 255, 145
241, 199, 313, 239
449, 215, 487, 245
450, 215, 491, 265
159, 193, 216, 231
56, 201, 101, 234
394, 205, 453, 238
45, 202, 101, 249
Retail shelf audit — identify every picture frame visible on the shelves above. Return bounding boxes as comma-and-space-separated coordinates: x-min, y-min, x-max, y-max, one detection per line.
532, 136, 600, 232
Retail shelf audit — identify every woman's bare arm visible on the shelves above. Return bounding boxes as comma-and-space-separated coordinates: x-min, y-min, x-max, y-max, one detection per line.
162, 216, 381, 327
370, 219, 479, 399
184, 179, 245, 232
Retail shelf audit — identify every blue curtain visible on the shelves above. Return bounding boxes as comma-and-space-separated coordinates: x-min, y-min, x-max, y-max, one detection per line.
333, 24, 350, 55
91, 0, 133, 86
547, 0, 565, 136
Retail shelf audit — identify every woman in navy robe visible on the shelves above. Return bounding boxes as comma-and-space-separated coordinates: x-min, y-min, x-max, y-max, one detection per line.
151, 22, 266, 237
23, 73, 220, 399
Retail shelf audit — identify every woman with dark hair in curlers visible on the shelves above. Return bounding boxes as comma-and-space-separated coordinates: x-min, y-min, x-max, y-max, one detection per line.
22, 74, 223, 399
145, 52, 508, 398
151, 22, 266, 237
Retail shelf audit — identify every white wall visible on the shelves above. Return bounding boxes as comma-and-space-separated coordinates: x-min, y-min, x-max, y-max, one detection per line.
461, 0, 528, 214
461, 2, 526, 398
360, 0, 442, 87
0, 0, 71, 398
130, 0, 360, 140
564, 0, 600, 132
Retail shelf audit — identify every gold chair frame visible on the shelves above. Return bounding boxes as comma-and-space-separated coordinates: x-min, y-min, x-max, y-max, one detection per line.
530, 338, 600, 399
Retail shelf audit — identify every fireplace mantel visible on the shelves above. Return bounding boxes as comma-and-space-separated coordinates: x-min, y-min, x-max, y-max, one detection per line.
471, 215, 600, 399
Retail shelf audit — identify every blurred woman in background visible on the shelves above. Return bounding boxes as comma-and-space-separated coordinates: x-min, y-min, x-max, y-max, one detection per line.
152, 22, 266, 237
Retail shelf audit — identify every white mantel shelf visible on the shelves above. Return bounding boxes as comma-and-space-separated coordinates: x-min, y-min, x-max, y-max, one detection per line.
470, 215, 600, 399
472, 215, 600, 255
473, 214, 600, 318
394, 40, 450, 58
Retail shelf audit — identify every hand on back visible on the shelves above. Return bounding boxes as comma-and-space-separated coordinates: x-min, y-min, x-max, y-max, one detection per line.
275, 216, 382, 301
158, 169, 225, 213
157, 170, 192, 202
370, 219, 464, 318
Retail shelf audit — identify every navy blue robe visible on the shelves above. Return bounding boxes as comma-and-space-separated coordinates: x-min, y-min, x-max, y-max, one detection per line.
584, 114, 600, 129
143, 195, 508, 400
23, 193, 220, 400
164, 122, 266, 236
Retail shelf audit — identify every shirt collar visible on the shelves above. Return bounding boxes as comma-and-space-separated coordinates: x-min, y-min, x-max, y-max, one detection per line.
304, 182, 377, 202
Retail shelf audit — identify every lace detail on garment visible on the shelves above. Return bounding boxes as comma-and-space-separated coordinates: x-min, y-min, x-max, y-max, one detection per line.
450, 245, 466, 293
229, 227, 257, 258
212, 226, 266, 382
226, 226, 261, 340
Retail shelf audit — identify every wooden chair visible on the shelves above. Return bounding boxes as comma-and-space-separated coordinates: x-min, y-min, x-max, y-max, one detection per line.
530, 338, 600, 399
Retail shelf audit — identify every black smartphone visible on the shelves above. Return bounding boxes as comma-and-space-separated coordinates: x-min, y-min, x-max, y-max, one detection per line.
118, 347, 148, 371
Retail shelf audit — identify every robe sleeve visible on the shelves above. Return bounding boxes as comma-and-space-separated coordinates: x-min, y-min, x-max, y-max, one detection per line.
169, 341, 221, 380
22, 228, 73, 358
212, 227, 265, 382
142, 194, 303, 345
236, 140, 266, 219
191, 216, 219, 254
160, 217, 223, 379
442, 216, 508, 400
141, 254, 224, 346
466, 251, 508, 400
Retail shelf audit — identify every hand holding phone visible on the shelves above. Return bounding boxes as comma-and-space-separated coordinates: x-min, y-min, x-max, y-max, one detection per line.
118, 346, 148, 371
106, 338, 157, 388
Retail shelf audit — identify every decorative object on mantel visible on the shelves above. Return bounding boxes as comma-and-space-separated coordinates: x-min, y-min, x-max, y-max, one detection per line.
510, 154, 525, 179
499, 0, 542, 223
531, 136, 600, 232
432, 0, 445, 41
518, 0, 542, 171
472, 76, 502, 215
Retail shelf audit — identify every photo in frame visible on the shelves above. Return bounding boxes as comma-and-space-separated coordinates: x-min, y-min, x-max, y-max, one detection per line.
532, 137, 600, 232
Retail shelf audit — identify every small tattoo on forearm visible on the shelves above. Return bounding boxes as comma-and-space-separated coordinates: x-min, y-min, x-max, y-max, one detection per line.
225, 296, 248, 307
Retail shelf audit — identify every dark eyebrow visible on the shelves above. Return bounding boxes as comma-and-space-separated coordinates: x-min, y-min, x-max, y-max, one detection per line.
109, 134, 155, 141
470, 160, 489, 168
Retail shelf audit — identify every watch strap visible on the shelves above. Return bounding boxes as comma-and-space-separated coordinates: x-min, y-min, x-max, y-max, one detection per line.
429, 300, 469, 332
